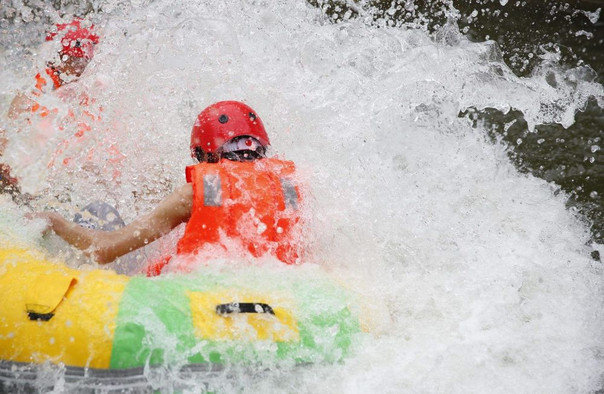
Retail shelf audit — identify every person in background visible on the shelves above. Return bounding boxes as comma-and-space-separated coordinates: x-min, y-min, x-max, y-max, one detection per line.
1, 18, 100, 202
37, 101, 304, 275
7, 18, 99, 119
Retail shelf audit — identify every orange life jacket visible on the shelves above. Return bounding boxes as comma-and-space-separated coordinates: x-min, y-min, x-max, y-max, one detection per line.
34, 68, 63, 93
27, 68, 61, 118
146, 158, 303, 276
179, 157, 302, 261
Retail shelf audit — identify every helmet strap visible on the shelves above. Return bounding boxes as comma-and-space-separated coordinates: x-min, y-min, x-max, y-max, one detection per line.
194, 147, 220, 163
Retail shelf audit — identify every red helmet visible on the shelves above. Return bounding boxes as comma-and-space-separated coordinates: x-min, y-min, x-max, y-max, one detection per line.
190, 101, 270, 158
46, 19, 99, 59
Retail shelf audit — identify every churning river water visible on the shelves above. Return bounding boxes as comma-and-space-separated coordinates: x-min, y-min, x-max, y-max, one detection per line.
0, 0, 603, 392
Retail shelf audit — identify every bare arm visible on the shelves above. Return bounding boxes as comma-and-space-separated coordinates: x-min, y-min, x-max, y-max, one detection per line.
42, 183, 193, 264
8, 93, 36, 119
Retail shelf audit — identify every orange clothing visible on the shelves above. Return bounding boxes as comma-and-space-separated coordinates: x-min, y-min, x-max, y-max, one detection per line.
25, 68, 61, 119
34, 68, 62, 93
25, 70, 122, 177
146, 158, 303, 276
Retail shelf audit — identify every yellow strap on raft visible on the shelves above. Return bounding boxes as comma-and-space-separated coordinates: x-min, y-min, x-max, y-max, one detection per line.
25, 272, 77, 316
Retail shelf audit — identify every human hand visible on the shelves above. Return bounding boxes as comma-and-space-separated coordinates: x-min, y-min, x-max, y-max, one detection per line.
25, 211, 60, 235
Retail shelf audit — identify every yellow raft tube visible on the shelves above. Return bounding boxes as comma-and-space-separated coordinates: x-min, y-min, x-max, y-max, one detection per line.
0, 246, 363, 383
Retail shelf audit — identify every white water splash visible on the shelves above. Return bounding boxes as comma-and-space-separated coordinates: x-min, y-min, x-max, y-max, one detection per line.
579, 7, 601, 25
0, 0, 603, 392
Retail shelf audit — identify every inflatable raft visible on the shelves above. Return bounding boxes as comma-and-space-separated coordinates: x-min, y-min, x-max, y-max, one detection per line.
0, 247, 363, 388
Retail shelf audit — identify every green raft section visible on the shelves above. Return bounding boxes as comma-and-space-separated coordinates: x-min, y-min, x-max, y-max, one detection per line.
111, 268, 361, 368
0, 248, 363, 371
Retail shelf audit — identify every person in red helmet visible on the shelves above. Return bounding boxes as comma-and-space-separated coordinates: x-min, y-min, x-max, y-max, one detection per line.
8, 18, 100, 119
2, 18, 101, 201
4, 18, 125, 200
36, 101, 304, 274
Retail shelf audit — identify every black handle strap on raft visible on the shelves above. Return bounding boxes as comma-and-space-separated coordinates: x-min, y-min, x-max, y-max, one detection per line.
27, 312, 54, 321
215, 302, 275, 316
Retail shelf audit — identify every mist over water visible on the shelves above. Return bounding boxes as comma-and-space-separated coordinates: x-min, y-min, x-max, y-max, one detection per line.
1, 0, 603, 392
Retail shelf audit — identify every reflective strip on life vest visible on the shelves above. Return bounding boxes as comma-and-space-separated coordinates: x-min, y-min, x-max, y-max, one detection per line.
280, 178, 299, 210
203, 174, 298, 210
203, 175, 222, 207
